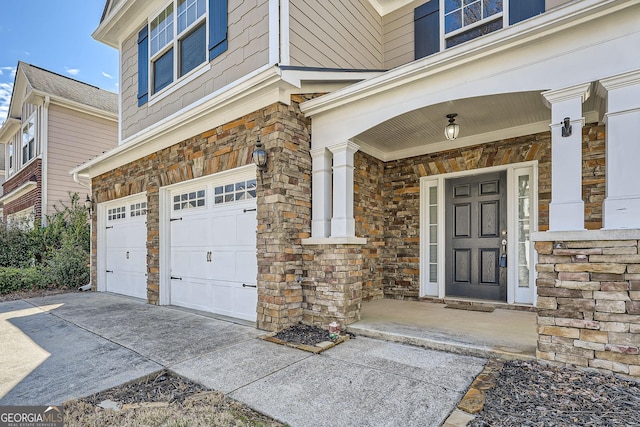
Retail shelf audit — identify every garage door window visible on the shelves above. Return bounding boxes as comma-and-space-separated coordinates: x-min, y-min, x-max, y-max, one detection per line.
108, 206, 126, 221
173, 189, 205, 211
214, 179, 257, 205
131, 202, 148, 217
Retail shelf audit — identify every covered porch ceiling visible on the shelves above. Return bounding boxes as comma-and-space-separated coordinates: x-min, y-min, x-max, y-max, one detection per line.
351, 90, 603, 162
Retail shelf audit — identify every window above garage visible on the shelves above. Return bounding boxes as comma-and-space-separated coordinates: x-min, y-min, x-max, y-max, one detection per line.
214, 179, 257, 205
415, 0, 545, 59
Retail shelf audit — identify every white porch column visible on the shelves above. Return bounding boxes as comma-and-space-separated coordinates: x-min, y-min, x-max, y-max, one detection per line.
542, 83, 591, 231
310, 147, 332, 238
599, 71, 640, 229
328, 141, 359, 238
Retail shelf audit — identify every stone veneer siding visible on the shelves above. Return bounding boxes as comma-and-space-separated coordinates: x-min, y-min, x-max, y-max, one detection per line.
2, 159, 43, 221
373, 124, 605, 300
535, 239, 640, 378
92, 96, 314, 331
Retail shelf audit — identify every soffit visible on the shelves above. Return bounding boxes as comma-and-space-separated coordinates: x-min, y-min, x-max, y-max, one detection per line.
354, 91, 602, 160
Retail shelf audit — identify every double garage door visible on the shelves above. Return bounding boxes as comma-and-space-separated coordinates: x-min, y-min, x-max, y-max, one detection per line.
169, 175, 258, 321
102, 171, 258, 322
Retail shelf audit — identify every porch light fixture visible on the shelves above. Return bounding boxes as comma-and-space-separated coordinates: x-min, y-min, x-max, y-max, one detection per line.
561, 117, 572, 137
84, 195, 93, 212
445, 113, 460, 140
252, 135, 267, 171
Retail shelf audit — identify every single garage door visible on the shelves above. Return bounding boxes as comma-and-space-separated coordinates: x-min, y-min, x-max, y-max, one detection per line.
104, 197, 148, 299
169, 175, 258, 321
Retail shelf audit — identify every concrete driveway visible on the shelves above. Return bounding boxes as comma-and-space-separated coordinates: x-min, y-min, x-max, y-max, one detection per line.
0, 292, 486, 427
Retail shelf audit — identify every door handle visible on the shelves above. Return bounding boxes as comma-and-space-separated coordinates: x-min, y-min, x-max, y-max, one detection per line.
126, 251, 130, 259
206, 251, 212, 262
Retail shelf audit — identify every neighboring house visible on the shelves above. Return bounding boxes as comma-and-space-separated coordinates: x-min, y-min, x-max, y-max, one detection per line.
73, 1, 640, 376
0, 62, 118, 225
0, 146, 5, 218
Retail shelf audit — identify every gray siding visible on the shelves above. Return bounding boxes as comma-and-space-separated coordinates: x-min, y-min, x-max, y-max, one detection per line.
289, 0, 383, 69
121, 0, 270, 140
382, 0, 423, 70
46, 104, 117, 213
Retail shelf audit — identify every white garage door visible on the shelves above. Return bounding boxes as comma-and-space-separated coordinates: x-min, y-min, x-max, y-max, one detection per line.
169, 175, 258, 321
104, 197, 148, 299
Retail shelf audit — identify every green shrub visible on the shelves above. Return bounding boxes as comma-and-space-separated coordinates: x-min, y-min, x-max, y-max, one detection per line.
0, 223, 37, 268
0, 193, 91, 292
0, 267, 48, 294
43, 241, 90, 289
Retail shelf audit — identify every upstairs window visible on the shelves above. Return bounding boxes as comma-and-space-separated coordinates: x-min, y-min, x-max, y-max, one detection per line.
444, 0, 503, 48
138, 0, 228, 106
150, 0, 206, 95
22, 115, 35, 165
415, 0, 544, 59
8, 144, 13, 171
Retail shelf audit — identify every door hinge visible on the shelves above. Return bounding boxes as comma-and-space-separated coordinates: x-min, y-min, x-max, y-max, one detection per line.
105, 226, 114, 229
170, 217, 183, 222
106, 270, 114, 273
242, 283, 257, 288
171, 276, 182, 280
243, 208, 257, 213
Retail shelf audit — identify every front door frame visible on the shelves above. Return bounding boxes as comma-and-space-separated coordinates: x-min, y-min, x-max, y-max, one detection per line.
419, 160, 538, 304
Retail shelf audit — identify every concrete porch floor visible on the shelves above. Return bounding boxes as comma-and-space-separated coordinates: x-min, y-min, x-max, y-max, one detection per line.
348, 299, 537, 361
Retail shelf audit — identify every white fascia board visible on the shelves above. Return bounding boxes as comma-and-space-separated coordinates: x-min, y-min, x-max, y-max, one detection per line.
30, 90, 118, 122
0, 181, 37, 204
70, 65, 290, 178
92, 0, 154, 48
301, 0, 633, 117
0, 118, 20, 143
280, 69, 386, 89
368, 0, 414, 16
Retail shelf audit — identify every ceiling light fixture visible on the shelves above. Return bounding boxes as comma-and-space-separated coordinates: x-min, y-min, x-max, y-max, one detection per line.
445, 113, 460, 141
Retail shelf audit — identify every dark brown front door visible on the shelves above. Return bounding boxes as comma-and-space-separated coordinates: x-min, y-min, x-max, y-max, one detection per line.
445, 171, 507, 301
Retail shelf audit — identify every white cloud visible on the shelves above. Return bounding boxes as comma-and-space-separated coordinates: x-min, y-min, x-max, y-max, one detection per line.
102, 71, 113, 79
65, 67, 80, 76
0, 66, 16, 76
0, 81, 14, 125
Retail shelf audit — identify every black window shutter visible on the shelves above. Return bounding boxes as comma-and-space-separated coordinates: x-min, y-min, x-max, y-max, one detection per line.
208, 0, 228, 61
415, 1, 439, 60
509, 0, 545, 25
137, 26, 149, 106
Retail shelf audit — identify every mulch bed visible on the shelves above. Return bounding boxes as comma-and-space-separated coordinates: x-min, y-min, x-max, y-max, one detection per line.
78, 370, 209, 405
468, 360, 640, 426
0, 286, 75, 302
65, 370, 284, 426
262, 323, 354, 353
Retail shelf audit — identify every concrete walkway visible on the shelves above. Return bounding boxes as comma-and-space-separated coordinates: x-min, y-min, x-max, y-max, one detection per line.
350, 299, 537, 361
0, 292, 486, 426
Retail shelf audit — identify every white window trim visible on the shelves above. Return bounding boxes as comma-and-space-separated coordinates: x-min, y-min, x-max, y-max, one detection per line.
21, 112, 36, 166
148, 0, 209, 100
439, 0, 510, 51
419, 160, 538, 305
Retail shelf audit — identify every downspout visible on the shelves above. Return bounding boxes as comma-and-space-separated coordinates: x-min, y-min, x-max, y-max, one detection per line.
41, 96, 50, 224
73, 172, 93, 291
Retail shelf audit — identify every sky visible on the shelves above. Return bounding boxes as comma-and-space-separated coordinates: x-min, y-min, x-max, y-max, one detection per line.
0, 1, 118, 124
